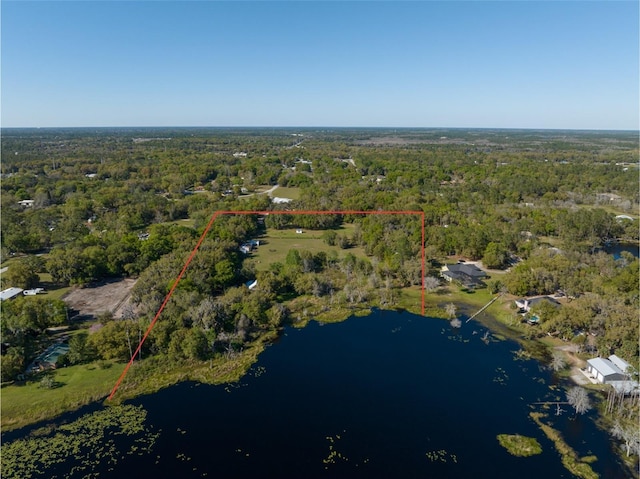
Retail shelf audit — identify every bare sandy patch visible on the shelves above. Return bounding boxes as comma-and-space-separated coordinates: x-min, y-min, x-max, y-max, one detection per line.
62, 278, 137, 319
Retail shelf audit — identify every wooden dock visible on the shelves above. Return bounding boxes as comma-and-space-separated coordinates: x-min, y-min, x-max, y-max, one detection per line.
465, 293, 503, 323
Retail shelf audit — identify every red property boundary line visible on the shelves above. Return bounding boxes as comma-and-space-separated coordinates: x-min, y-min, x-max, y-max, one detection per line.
108, 210, 424, 400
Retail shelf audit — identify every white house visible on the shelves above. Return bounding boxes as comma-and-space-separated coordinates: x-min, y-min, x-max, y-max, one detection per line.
18, 199, 34, 207
514, 296, 560, 313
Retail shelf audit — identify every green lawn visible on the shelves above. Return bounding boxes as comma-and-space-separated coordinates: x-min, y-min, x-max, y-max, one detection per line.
0, 257, 20, 270
37, 272, 72, 300
171, 218, 196, 228
248, 224, 368, 271
271, 186, 301, 200
1, 362, 126, 431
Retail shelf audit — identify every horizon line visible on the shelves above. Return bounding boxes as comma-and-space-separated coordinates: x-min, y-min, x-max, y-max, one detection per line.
2, 125, 639, 133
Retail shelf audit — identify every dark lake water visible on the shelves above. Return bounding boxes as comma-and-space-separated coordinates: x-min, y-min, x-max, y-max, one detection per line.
6, 310, 630, 478
606, 242, 640, 260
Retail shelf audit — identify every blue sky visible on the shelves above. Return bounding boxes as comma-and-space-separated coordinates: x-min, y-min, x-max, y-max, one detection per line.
2, 1, 638, 129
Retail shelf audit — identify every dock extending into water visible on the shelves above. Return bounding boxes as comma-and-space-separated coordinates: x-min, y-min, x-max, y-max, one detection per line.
465, 293, 503, 323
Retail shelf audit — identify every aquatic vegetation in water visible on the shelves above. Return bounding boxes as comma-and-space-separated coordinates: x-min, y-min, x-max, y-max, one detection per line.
530, 412, 599, 479
322, 432, 350, 468
497, 434, 543, 457
0, 405, 159, 479
493, 367, 509, 386
425, 449, 458, 463
446, 334, 471, 343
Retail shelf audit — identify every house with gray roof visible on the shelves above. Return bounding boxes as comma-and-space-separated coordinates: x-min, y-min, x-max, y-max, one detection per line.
441, 263, 486, 288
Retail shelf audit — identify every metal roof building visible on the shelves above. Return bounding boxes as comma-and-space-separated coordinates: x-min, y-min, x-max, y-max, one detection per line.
608, 355, 632, 374
586, 357, 627, 383
0, 287, 24, 301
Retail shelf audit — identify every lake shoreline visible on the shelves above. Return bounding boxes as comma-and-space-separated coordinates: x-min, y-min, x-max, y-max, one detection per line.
3, 308, 631, 478
2, 288, 636, 478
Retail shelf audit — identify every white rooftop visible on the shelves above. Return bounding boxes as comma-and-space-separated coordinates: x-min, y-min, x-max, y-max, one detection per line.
587, 357, 622, 377
609, 355, 632, 373
0, 287, 24, 301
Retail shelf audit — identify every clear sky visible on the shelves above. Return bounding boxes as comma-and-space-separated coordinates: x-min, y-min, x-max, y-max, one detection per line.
2, 1, 638, 130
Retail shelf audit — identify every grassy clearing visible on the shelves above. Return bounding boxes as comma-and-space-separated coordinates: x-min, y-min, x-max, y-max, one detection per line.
0, 257, 20, 270
497, 434, 543, 457
271, 186, 301, 200
36, 272, 72, 300
1, 362, 126, 431
428, 286, 494, 309
169, 217, 196, 228
248, 224, 368, 271
572, 202, 639, 219
530, 412, 599, 479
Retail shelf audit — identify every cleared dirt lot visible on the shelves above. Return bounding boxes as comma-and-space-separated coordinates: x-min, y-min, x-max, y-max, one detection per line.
62, 278, 136, 320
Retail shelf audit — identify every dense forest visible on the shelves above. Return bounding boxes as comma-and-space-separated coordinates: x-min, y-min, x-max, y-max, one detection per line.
1, 128, 638, 398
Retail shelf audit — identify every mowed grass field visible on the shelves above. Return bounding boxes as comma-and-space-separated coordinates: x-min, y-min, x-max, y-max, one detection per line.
248, 224, 368, 271
270, 186, 301, 200
1, 361, 126, 431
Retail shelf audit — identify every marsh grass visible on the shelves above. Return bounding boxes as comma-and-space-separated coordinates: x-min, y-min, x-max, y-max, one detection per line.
497, 434, 543, 457
530, 412, 599, 479
111, 332, 278, 403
